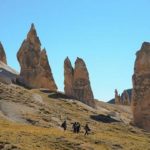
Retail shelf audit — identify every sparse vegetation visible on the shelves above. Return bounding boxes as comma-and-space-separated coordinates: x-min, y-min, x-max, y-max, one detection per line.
0, 83, 150, 150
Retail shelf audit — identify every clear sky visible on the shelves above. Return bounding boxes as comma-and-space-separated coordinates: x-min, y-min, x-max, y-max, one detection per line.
0, 0, 150, 101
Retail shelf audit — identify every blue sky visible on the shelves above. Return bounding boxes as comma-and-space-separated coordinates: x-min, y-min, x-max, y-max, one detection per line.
0, 0, 150, 101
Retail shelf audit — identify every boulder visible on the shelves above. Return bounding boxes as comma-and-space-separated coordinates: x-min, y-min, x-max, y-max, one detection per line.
132, 42, 150, 131
17, 24, 57, 91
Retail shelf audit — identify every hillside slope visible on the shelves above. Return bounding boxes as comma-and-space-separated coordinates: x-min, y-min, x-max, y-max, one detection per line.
0, 82, 150, 150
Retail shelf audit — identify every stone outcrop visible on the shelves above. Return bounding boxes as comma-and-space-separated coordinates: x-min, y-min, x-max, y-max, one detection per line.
17, 24, 57, 91
121, 89, 132, 105
0, 61, 18, 85
132, 42, 150, 131
64, 57, 74, 97
114, 89, 132, 105
0, 42, 7, 64
73, 58, 94, 106
115, 89, 121, 104
64, 57, 95, 107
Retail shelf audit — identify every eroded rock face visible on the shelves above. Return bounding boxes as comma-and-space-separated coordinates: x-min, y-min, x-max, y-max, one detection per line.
64, 57, 95, 107
73, 58, 94, 106
132, 42, 150, 131
121, 90, 131, 105
17, 24, 57, 91
114, 89, 132, 105
0, 42, 7, 64
64, 57, 74, 97
115, 89, 121, 104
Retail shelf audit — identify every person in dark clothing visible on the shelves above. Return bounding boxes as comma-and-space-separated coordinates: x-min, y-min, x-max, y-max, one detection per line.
72, 122, 77, 133
61, 120, 67, 131
76, 122, 81, 133
84, 123, 91, 135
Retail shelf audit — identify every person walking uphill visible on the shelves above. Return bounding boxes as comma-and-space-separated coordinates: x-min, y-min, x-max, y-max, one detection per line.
84, 123, 91, 135
72, 122, 81, 133
61, 120, 67, 131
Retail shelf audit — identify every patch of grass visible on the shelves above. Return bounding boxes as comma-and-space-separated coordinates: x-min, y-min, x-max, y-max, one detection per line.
0, 86, 150, 150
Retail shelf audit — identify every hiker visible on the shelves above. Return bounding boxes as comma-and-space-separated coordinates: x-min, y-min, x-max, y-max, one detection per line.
72, 122, 77, 133
84, 123, 90, 135
76, 122, 81, 133
61, 120, 67, 131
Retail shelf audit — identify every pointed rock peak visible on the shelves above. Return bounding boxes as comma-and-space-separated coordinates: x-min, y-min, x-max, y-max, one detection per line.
40, 49, 49, 65
115, 89, 118, 95
28, 23, 37, 37
141, 42, 150, 51
31, 23, 35, 30
76, 57, 84, 63
26, 23, 41, 49
64, 57, 73, 69
142, 41, 150, 47
65, 56, 69, 60
65, 56, 71, 63
75, 57, 86, 67
76, 57, 82, 61
28, 23, 36, 34
40, 49, 48, 62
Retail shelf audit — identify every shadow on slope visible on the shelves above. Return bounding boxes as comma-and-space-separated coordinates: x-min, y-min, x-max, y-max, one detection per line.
90, 114, 120, 123
40, 89, 74, 99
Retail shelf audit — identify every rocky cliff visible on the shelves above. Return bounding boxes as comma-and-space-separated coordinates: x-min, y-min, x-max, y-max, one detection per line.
121, 89, 132, 105
0, 42, 7, 64
64, 57, 74, 97
113, 89, 132, 105
17, 24, 57, 91
132, 42, 150, 131
115, 89, 121, 104
0, 42, 18, 84
64, 57, 95, 107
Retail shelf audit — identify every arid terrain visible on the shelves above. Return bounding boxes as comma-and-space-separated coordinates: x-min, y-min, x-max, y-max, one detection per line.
0, 82, 150, 150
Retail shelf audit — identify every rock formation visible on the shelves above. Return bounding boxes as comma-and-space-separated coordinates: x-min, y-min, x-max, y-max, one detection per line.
0, 42, 17, 84
115, 89, 121, 104
121, 89, 131, 105
0, 42, 7, 64
132, 42, 150, 131
64, 57, 95, 107
114, 89, 132, 105
64, 57, 74, 97
73, 58, 94, 106
0, 61, 18, 85
17, 24, 57, 91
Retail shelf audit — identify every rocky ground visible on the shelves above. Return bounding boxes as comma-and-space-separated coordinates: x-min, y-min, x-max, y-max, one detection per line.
0, 82, 150, 150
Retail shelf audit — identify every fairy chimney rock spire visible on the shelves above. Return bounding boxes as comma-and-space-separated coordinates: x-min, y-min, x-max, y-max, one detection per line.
17, 24, 57, 91
64, 57, 74, 97
132, 41, 150, 131
64, 57, 95, 108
